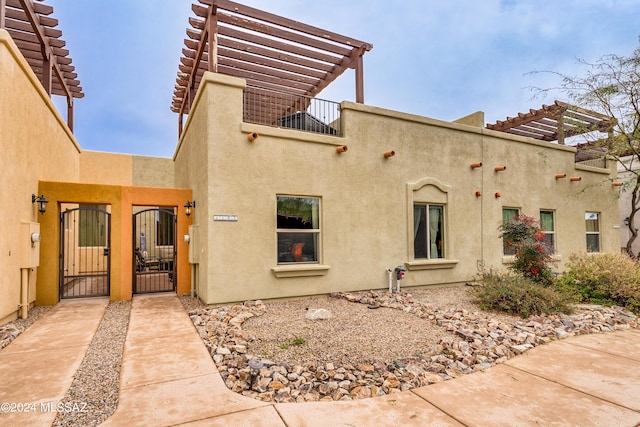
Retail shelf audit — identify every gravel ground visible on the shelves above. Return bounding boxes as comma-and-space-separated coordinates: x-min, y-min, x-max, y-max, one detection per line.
240, 285, 517, 367
182, 284, 517, 368
52, 301, 131, 427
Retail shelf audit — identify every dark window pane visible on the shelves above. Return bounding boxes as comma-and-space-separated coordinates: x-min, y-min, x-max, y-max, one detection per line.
277, 232, 318, 263
277, 196, 319, 230
586, 235, 600, 253
413, 205, 427, 259
503, 208, 519, 255
429, 205, 444, 259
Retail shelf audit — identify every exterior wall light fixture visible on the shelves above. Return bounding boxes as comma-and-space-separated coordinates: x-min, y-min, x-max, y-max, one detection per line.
184, 200, 196, 217
32, 194, 48, 214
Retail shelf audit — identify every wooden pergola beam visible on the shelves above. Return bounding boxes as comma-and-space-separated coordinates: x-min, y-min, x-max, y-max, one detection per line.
5, 0, 81, 130
173, 0, 372, 131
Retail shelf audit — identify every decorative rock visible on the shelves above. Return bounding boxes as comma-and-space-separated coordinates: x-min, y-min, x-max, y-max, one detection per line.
305, 308, 332, 320
189, 292, 639, 403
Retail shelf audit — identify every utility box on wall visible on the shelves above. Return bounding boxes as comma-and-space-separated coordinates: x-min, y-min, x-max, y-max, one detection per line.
20, 221, 40, 268
188, 224, 199, 264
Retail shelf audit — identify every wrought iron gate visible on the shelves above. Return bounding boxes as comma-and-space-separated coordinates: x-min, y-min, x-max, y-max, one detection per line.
60, 206, 111, 299
133, 208, 176, 293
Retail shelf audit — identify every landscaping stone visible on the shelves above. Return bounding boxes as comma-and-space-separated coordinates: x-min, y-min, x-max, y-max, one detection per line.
187, 291, 638, 402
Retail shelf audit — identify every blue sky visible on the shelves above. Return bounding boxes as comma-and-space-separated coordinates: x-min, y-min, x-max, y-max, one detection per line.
50, 0, 640, 157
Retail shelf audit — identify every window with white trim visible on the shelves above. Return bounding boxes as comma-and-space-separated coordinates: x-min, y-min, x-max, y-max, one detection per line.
413, 204, 445, 259
540, 210, 555, 253
586, 212, 600, 252
277, 196, 320, 264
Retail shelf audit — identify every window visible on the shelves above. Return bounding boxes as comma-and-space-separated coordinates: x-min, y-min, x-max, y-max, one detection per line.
540, 210, 555, 253
586, 212, 600, 252
502, 208, 519, 255
277, 196, 320, 264
79, 204, 107, 247
413, 204, 444, 259
156, 208, 175, 246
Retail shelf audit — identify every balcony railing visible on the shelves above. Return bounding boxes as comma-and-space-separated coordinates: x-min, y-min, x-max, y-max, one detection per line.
576, 157, 607, 168
243, 85, 342, 137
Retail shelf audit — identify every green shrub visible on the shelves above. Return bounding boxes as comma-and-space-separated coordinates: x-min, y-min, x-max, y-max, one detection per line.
474, 270, 575, 318
500, 214, 555, 286
557, 252, 640, 313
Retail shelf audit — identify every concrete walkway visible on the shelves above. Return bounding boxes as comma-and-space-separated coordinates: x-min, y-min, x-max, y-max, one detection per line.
0, 298, 108, 427
2, 294, 640, 426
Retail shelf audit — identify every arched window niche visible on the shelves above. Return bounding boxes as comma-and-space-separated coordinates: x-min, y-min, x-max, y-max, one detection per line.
405, 177, 458, 270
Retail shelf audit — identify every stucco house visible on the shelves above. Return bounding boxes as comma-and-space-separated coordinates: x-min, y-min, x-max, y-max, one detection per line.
0, 0, 623, 325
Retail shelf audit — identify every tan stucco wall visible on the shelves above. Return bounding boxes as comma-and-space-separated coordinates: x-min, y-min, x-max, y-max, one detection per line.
617, 156, 637, 253
0, 30, 81, 324
81, 150, 174, 188
175, 72, 621, 306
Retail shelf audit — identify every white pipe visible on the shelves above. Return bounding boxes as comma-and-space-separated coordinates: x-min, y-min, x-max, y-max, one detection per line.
387, 268, 393, 293
20, 268, 29, 319
396, 275, 401, 293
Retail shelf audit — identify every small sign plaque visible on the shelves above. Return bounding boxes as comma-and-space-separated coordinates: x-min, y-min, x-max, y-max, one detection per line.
213, 214, 238, 222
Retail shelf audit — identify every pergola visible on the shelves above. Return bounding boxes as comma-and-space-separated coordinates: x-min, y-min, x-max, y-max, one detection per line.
172, 0, 373, 135
1, 0, 83, 131
486, 100, 615, 144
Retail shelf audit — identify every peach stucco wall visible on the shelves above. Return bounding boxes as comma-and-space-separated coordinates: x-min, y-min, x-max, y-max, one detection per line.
0, 30, 81, 324
37, 182, 192, 305
81, 150, 175, 188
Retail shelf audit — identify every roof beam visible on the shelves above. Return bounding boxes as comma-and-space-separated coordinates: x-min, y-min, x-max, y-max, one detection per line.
17, 0, 73, 101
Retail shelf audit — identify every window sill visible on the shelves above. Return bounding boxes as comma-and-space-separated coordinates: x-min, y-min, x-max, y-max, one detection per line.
405, 259, 459, 270
271, 264, 330, 278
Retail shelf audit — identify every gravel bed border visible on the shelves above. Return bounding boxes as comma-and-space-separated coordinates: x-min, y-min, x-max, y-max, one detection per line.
183, 288, 639, 403
52, 301, 131, 427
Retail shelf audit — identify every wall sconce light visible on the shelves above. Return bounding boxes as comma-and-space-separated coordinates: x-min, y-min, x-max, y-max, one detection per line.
247, 132, 259, 142
555, 173, 567, 179
336, 145, 348, 153
470, 162, 483, 169
383, 150, 396, 158
32, 194, 48, 215
494, 165, 507, 172
570, 176, 582, 182
184, 200, 196, 217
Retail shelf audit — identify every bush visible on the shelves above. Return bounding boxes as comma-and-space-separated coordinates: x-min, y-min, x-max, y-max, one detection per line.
557, 252, 640, 313
474, 270, 575, 318
500, 214, 555, 286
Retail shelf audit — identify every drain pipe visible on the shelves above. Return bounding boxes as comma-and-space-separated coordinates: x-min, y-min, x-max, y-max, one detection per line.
386, 268, 393, 293
20, 268, 29, 319
190, 264, 196, 298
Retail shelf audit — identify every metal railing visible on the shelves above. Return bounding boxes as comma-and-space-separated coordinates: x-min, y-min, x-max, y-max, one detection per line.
576, 157, 607, 168
243, 85, 342, 136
